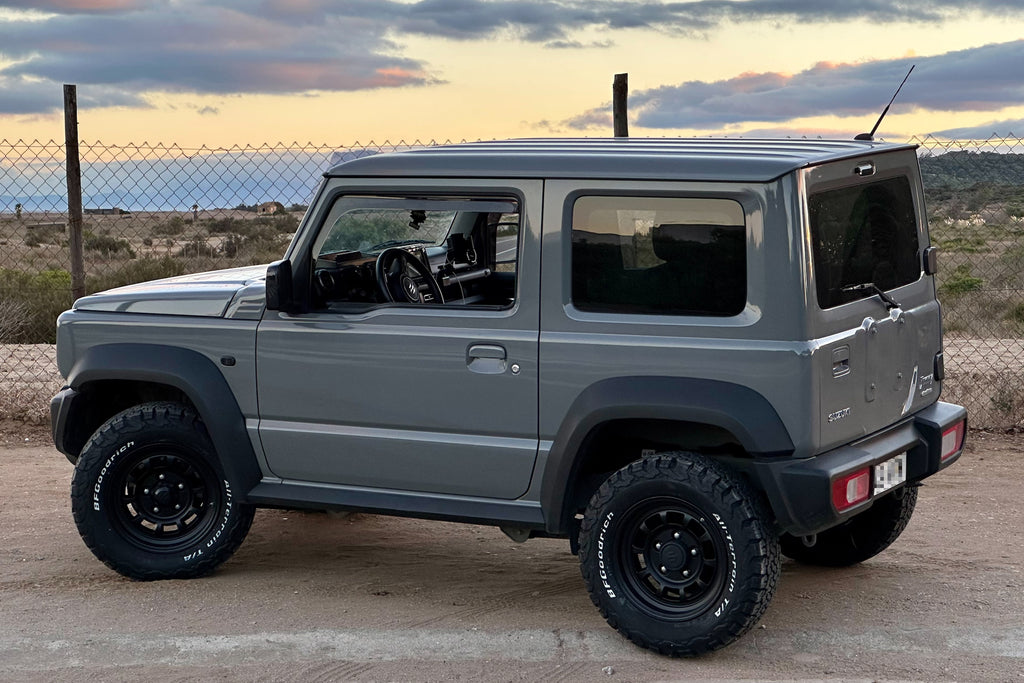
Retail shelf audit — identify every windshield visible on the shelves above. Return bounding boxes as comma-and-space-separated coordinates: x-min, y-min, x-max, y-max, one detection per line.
809, 176, 921, 309
318, 205, 455, 256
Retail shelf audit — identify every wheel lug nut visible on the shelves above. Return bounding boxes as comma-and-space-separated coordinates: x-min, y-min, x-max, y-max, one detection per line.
143, 488, 150, 494
178, 483, 185, 490
691, 548, 698, 556
655, 543, 662, 550
175, 504, 180, 510
673, 532, 680, 540
159, 474, 165, 480
660, 566, 667, 573
153, 506, 159, 512
683, 570, 690, 577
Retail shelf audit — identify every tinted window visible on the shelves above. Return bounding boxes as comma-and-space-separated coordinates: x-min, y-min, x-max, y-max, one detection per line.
809, 176, 920, 309
571, 196, 746, 316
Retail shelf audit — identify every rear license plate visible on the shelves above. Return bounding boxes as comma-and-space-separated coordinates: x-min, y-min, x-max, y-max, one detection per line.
873, 452, 907, 496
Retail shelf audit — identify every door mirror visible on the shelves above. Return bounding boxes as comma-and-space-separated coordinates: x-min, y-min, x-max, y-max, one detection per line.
266, 260, 294, 311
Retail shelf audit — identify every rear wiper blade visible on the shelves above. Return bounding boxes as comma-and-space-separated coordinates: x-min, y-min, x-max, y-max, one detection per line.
841, 282, 901, 310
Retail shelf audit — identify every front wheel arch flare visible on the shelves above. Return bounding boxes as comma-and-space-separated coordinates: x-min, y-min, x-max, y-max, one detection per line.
65, 343, 261, 499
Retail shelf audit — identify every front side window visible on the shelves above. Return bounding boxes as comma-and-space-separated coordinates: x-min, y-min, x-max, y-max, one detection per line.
809, 176, 921, 309
571, 196, 746, 316
310, 196, 520, 309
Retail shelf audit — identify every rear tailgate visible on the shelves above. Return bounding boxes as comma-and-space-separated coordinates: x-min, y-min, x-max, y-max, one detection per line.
802, 148, 943, 452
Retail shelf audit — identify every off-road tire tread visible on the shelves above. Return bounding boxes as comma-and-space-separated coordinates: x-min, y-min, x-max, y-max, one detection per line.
578, 453, 780, 656
70, 401, 255, 581
780, 485, 918, 567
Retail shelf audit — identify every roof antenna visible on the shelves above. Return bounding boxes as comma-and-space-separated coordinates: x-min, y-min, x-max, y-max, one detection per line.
855, 64, 915, 141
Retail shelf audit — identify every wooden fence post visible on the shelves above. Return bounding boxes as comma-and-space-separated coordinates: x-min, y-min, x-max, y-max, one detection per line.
613, 73, 628, 137
64, 84, 86, 301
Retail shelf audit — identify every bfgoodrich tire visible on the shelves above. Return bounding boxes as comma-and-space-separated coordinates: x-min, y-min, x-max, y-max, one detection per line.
780, 485, 918, 567
70, 402, 255, 580
578, 453, 780, 656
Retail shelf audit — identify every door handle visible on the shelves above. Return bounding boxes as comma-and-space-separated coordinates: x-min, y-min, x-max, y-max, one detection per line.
468, 344, 506, 360
467, 344, 507, 374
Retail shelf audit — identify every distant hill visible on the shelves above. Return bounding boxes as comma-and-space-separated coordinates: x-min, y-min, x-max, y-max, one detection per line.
919, 151, 1024, 188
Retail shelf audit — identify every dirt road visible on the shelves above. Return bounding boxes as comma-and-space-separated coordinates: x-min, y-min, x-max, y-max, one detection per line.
1, 428, 1022, 682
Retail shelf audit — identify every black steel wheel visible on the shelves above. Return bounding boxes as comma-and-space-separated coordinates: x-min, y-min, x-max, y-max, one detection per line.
71, 402, 255, 580
109, 450, 221, 552
579, 452, 779, 656
615, 499, 730, 621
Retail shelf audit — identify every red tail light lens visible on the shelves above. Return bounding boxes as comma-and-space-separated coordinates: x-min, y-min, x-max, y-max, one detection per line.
832, 467, 871, 512
941, 420, 965, 461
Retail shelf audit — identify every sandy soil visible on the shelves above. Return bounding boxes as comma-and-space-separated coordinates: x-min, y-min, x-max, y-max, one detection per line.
0, 429, 1022, 682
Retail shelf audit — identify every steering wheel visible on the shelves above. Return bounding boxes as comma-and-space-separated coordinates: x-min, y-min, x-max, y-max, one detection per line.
375, 248, 444, 304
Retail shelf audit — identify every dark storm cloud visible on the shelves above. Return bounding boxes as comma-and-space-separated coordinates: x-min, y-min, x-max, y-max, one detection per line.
564, 40, 1024, 131
1, 0, 1022, 116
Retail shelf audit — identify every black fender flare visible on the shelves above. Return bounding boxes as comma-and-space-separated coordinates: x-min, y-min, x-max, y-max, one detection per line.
65, 343, 262, 501
539, 376, 794, 534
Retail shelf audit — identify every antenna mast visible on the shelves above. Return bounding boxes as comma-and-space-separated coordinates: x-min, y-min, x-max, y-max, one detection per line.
855, 64, 915, 141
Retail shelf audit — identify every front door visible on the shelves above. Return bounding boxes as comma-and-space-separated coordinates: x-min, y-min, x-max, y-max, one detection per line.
256, 179, 541, 500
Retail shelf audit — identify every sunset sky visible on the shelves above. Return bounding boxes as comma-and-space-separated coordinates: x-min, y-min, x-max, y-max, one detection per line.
2, 1, 1024, 145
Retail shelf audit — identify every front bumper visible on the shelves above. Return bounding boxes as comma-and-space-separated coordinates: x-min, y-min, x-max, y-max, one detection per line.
751, 401, 967, 536
50, 386, 81, 464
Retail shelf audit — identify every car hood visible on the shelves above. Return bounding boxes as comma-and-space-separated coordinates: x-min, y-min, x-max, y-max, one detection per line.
72, 264, 269, 319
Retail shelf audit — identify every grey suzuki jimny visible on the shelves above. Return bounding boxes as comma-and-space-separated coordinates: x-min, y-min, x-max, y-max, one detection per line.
51, 138, 966, 655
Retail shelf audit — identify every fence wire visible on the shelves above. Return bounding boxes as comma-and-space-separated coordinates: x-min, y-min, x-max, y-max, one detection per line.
1, 136, 1022, 427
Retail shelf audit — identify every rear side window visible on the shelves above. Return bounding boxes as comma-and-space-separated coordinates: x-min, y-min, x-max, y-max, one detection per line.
571, 196, 746, 316
809, 176, 920, 309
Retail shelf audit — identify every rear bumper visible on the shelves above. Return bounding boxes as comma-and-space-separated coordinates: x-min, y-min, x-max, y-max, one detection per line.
751, 401, 967, 536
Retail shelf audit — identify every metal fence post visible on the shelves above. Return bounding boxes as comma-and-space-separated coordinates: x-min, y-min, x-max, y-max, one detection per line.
64, 84, 86, 301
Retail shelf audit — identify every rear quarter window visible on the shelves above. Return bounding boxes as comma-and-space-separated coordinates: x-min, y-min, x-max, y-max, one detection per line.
571, 196, 746, 316
809, 176, 920, 309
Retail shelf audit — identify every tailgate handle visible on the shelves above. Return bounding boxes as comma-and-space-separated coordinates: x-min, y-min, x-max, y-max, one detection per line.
832, 346, 851, 378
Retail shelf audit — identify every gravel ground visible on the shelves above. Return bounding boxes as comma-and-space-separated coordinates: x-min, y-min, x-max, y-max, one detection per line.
0, 426, 1022, 682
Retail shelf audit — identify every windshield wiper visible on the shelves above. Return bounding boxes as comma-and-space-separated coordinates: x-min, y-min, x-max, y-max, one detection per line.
841, 282, 901, 310
368, 238, 433, 251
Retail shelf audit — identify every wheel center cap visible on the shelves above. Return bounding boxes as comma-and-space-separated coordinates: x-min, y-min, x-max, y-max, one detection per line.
659, 543, 686, 571
153, 486, 172, 504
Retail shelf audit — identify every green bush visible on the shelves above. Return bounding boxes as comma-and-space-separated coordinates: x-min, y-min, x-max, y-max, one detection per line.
0, 268, 73, 343
939, 237, 988, 253
84, 231, 135, 257
938, 264, 984, 297
87, 257, 186, 294
152, 217, 186, 236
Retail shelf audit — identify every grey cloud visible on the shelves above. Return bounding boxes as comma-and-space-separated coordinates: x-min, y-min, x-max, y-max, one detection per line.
931, 118, 1024, 139
0, 2, 435, 114
196, 106, 219, 116
0, 75, 147, 114
2, 0, 1023, 117
246, 0, 1024, 40
563, 40, 1024, 131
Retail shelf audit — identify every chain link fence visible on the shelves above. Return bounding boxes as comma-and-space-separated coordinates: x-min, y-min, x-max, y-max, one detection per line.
2, 136, 1022, 428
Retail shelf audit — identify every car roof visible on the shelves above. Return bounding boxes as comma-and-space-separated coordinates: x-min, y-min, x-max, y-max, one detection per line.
324, 138, 916, 183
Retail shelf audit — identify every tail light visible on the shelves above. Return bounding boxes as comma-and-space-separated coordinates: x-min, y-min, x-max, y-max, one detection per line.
941, 420, 965, 461
832, 467, 871, 512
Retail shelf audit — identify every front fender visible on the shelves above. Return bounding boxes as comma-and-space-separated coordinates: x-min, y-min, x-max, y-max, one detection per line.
539, 376, 794, 534
62, 343, 261, 501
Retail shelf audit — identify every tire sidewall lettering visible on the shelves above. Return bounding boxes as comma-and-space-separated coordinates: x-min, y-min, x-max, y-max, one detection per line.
711, 512, 737, 619
92, 440, 135, 512
597, 511, 616, 599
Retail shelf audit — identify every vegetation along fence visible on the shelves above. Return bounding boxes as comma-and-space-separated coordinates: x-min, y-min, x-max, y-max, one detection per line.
1, 136, 1022, 428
